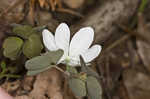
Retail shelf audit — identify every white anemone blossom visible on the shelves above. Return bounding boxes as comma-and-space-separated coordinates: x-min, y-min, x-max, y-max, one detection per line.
42, 23, 102, 66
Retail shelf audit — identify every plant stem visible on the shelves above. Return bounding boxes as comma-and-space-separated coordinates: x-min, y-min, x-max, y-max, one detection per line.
0, 74, 21, 79
54, 66, 69, 76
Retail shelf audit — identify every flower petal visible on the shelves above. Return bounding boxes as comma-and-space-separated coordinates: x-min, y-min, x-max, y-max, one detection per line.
81, 45, 102, 63
69, 60, 80, 66
69, 27, 94, 57
42, 29, 58, 51
55, 23, 70, 55
69, 56, 80, 66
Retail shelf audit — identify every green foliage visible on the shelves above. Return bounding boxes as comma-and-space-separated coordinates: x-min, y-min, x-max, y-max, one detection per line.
67, 56, 103, 98
0, 61, 7, 73
80, 56, 99, 78
27, 67, 50, 76
67, 66, 78, 74
86, 76, 102, 99
23, 34, 43, 58
3, 37, 23, 60
13, 25, 36, 39
68, 56, 103, 98
4, 24, 103, 98
0, 61, 20, 79
68, 78, 87, 97
25, 50, 64, 76
1, 61, 6, 70
68, 72, 102, 98
3, 25, 44, 60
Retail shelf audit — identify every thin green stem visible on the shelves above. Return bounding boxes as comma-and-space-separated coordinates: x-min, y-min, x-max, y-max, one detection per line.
139, 0, 148, 12
0, 74, 21, 79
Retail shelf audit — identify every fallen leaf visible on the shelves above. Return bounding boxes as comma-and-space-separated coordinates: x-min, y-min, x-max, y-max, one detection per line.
62, 0, 85, 9
38, 0, 46, 8
26, 0, 35, 25
136, 13, 150, 72
123, 68, 150, 99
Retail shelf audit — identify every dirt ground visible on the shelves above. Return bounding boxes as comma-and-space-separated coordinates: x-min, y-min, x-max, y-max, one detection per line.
0, 0, 150, 99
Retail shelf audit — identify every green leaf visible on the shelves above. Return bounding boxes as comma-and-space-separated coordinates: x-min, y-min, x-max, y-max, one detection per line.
3, 37, 23, 60
25, 49, 63, 71
86, 76, 102, 99
69, 78, 86, 97
0, 61, 6, 70
67, 66, 78, 74
27, 67, 50, 76
83, 67, 99, 78
23, 34, 43, 58
80, 56, 99, 78
13, 25, 36, 39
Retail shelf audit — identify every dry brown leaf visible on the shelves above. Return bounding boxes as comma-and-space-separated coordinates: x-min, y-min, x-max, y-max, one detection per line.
14, 68, 64, 99
57, 8, 83, 17
2, 80, 21, 93
27, 0, 35, 25
0, 0, 25, 23
62, 0, 85, 9
36, 10, 59, 31
30, 68, 63, 99
137, 13, 150, 43
49, 0, 62, 11
136, 13, 150, 72
38, 0, 46, 8
22, 76, 35, 91
123, 68, 150, 99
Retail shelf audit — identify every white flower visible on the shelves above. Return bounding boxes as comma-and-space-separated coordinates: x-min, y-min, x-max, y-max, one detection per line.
42, 23, 102, 66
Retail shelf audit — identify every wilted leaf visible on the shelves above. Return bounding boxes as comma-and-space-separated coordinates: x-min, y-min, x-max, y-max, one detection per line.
86, 76, 102, 99
25, 49, 63, 71
68, 78, 86, 97
3, 37, 23, 60
13, 25, 36, 39
23, 34, 43, 58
